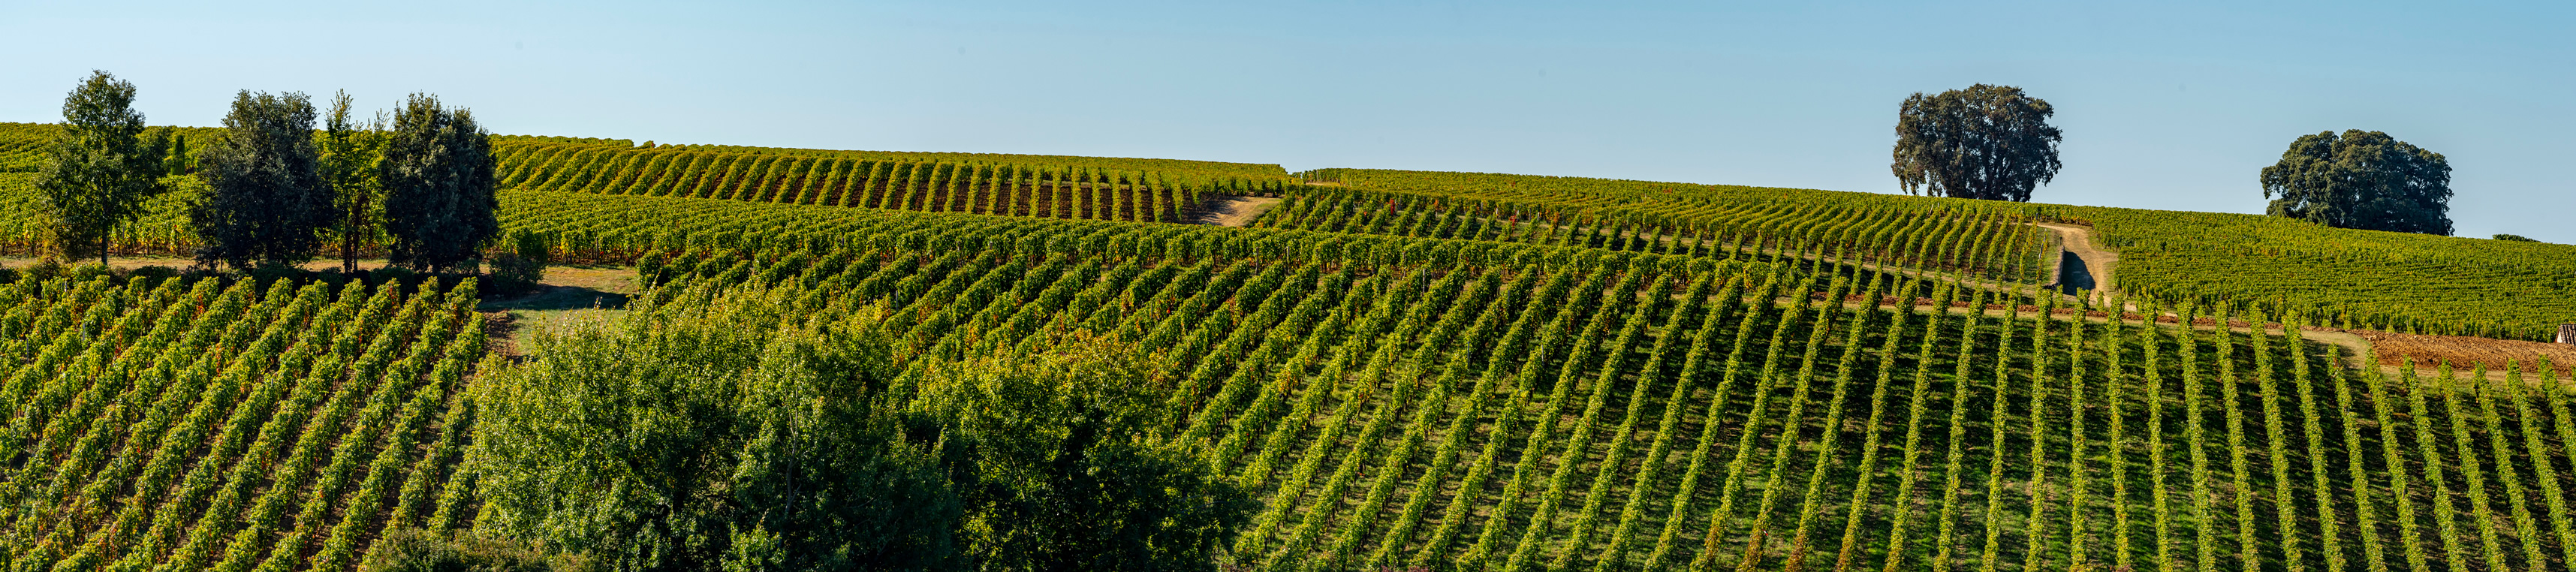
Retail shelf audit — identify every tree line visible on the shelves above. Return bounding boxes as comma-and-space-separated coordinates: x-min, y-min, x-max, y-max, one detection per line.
1890, 84, 2478, 238
31, 71, 499, 273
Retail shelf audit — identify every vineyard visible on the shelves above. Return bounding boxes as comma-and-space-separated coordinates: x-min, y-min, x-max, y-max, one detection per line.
595, 208, 2571, 571
0, 123, 221, 175
483, 137, 1292, 223
0, 120, 2571, 570
1292, 167, 2576, 341
2075, 207, 2576, 341
0, 274, 484, 570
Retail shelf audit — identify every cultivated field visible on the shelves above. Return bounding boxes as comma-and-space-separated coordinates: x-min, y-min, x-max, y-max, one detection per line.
0, 125, 2570, 570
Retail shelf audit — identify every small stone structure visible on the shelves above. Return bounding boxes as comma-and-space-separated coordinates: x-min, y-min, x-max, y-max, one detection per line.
2561, 324, 2576, 345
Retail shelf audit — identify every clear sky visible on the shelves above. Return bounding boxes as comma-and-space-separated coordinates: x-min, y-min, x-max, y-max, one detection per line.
5, 1, 2568, 242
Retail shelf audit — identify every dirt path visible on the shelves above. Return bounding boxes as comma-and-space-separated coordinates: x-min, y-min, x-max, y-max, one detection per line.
2032, 222, 2118, 304
1194, 195, 1282, 227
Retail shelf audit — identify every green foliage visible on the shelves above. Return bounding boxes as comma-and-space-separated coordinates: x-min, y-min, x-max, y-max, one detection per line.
33, 71, 168, 263
0, 276, 486, 570
1274, 169, 2059, 284
361, 528, 595, 572
2261, 129, 2452, 235
323, 90, 392, 270
380, 94, 499, 272
476, 284, 1253, 571
164, 131, 193, 175
191, 89, 340, 269
607, 229, 2576, 572
475, 291, 954, 571
2080, 206, 2576, 339
912, 336, 1256, 572
484, 140, 1221, 224
1891, 84, 2063, 202
2493, 233, 2540, 242
487, 229, 553, 294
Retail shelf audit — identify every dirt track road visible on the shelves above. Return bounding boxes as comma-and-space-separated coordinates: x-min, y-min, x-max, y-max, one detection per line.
2032, 222, 2118, 301
1195, 195, 1282, 227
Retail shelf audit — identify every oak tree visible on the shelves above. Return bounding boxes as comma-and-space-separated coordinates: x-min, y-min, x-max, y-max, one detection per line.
2260, 129, 2453, 235
1891, 84, 2063, 202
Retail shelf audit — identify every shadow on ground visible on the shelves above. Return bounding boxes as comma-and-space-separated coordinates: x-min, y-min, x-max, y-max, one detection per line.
480, 285, 631, 313
2054, 251, 2095, 296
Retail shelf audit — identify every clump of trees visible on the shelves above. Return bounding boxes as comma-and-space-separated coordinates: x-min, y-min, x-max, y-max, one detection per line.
471, 289, 1253, 571
2259, 129, 2454, 235
32, 71, 504, 275
1891, 83, 2063, 203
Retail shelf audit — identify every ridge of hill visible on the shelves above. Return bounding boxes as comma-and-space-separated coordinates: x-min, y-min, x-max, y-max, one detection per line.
5, 121, 2573, 340
1294, 167, 2576, 341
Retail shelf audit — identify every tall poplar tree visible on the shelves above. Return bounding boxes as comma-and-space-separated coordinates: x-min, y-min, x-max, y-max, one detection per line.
319, 90, 389, 272
190, 90, 339, 269
378, 93, 499, 272
33, 71, 167, 264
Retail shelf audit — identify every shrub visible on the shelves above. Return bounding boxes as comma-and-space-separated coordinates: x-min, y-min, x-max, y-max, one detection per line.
487, 253, 547, 296
68, 261, 113, 281
372, 265, 419, 288
126, 265, 180, 281
361, 528, 595, 572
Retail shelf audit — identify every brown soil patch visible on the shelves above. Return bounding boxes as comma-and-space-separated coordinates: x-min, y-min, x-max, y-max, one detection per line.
2346, 330, 2576, 375
1193, 195, 1282, 227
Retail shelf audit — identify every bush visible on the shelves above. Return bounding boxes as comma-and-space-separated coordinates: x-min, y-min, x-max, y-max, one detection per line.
362, 528, 594, 572
506, 228, 554, 265
487, 253, 547, 297
372, 266, 419, 288
247, 263, 303, 287
19, 258, 65, 284
68, 262, 114, 282
475, 289, 1254, 571
126, 265, 181, 281
2493, 233, 2541, 242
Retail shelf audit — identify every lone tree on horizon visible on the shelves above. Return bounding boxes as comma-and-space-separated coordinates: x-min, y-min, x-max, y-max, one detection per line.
2260, 129, 2453, 236
1891, 84, 2062, 203
34, 71, 168, 265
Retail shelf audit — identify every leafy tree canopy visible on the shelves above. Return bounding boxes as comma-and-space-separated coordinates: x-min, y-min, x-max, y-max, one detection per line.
908, 336, 1255, 572
1891, 83, 2063, 203
2259, 129, 2453, 235
2493, 233, 2539, 242
191, 90, 339, 269
475, 286, 1252, 572
34, 71, 167, 263
379, 93, 499, 272
322, 90, 391, 272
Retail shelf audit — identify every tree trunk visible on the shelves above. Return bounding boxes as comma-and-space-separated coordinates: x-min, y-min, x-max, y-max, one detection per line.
344, 217, 356, 273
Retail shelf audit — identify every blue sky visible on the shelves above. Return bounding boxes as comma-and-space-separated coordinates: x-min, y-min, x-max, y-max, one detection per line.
5, 0, 2569, 242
